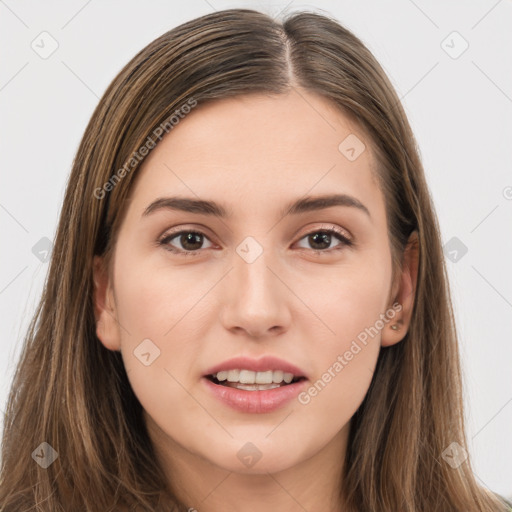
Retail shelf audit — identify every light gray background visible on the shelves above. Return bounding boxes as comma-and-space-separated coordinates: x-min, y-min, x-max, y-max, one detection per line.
1, 0, 511, 499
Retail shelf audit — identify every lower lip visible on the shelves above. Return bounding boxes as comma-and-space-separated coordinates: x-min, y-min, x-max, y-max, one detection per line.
202, 377, 308, 414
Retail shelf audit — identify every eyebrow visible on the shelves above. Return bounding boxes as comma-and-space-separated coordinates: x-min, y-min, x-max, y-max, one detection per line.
142, 193, 371, 220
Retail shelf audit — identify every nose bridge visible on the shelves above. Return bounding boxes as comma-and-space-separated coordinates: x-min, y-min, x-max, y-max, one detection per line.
234, 234, 281, 305
221, 234, 291, 336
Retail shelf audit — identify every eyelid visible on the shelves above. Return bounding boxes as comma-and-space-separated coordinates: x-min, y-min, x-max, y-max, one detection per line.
295, 223, 353, 243
158, 224, 214, 241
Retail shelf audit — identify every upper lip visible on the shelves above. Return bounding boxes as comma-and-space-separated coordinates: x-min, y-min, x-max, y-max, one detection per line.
204, 355, 308, 379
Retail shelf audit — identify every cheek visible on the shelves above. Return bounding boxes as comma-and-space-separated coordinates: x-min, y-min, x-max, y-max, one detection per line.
301, 251, 391, 349
112, 255, 209, 403
294, 258, 390, 417
114, 252, 207, 343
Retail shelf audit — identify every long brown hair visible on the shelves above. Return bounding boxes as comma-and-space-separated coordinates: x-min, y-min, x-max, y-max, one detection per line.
1, 8, 508, 511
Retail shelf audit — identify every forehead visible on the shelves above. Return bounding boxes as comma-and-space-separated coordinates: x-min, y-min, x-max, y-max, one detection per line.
126, 90, 384, 223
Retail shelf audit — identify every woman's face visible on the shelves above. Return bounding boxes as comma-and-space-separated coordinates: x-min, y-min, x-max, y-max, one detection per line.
95, 90, 406, 477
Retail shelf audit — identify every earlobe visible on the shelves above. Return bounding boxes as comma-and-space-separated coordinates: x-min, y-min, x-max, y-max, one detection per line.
92, 255, 121, 351
381, 230, 420, 347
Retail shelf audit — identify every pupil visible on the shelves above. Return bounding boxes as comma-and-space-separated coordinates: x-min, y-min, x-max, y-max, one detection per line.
310, 232, 330, 250
181, 232, 202, 250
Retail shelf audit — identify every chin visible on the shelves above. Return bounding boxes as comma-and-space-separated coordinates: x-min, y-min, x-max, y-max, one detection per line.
202, 436, 306, 475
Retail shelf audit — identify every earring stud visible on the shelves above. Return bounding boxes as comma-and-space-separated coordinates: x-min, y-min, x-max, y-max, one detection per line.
390, 324, 399, 330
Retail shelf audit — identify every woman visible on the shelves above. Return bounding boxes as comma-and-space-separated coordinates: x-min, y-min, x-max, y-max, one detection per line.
1, 8, 510, 512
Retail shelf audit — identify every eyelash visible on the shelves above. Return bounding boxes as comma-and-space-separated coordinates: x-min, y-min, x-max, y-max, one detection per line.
158, 226, 353, 257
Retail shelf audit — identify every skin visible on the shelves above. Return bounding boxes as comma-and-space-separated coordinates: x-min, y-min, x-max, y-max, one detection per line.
93, 89, 419, 512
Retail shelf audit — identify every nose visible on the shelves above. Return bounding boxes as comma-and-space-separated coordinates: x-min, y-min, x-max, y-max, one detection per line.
219, 246, 292, 339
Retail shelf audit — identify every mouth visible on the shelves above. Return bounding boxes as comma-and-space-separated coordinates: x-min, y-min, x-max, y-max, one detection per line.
202, 368, 309, 413
205, 369, 307, 391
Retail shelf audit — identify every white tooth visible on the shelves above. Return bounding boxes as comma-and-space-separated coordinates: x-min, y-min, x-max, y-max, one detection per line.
255, 370, 273, 384
239, 369, 256, 384
227, 369, 240, 382
216, 371, 228, 381
233, 383, 281, 391
272, 370, 284, 383
283, 372, 294, 384
221, 369, 295, 384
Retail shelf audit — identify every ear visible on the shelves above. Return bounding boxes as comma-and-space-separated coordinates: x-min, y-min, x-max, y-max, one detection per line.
92, 255, 121, 351
381, 230, 420, 347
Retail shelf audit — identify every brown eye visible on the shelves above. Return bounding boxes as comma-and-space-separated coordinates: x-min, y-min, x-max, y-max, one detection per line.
160, 230, 213, 255
295, 228, 352, 253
